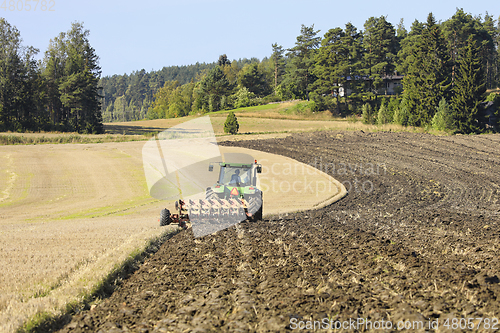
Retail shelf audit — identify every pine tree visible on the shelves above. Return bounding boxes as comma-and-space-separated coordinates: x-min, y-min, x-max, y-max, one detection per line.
43, 22, 102, 133
362, 16, 398, 97
271, 43, 285, 94
283, 25, 321, 100
451, 35, 486, 133
224, 111, 239, 134
312, 27, 347, 113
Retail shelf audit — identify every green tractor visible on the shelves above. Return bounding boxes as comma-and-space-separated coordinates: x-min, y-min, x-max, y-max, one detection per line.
159, 159, 263, 227
205, 160, 263, 221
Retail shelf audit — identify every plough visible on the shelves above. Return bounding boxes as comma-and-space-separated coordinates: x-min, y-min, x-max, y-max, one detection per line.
159, 160, 263, 227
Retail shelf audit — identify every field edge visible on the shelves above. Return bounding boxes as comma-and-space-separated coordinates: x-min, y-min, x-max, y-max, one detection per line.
17, 227, 183, 333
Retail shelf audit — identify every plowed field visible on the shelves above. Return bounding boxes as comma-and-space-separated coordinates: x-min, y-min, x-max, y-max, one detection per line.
58, 131, 500, 332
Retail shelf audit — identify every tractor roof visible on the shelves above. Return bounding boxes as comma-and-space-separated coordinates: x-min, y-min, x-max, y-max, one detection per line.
219, 162, 253, 168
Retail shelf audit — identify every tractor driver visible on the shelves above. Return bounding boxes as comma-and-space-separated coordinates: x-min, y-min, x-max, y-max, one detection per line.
230, 169, 241, 185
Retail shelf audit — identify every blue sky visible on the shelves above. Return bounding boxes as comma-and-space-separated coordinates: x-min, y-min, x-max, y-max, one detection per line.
1, 0, 497, 77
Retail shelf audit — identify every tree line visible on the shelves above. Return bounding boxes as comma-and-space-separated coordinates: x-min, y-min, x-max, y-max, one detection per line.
0, 19, 103, 133
105, 8, 497, 134
1, 8, 499, 134
99, 57, 263, 122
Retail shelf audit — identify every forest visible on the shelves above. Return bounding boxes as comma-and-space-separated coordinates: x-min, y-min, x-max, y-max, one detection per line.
0, 19, 103, 133
100, 9, 500, 134
1, 8, 499, 134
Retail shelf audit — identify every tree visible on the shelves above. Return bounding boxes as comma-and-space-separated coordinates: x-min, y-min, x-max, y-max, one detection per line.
238, 63, 271, 97
362, 16, 398, 97
43, 22, 103, 133
402, 13, 452, 126
442, 9, 495, 88
312, 27, 347, 113
393, 97, 411, 126
396, 19, 424, 74
343, 23, 364, 96
481, 13, 498, 89
312, 23, 364, 113
233, 86, 255, 108
224, 111, 239, 134
0, 18, 45, 131
196, 66, 232, 112
283, 24, 321, 100
218, 54, 231, 67
149, 80, 179, 118
450, 36, 486, 133
377, 101, 392, 124
114, 95, 128, 121
432, 98, 454, 131
271, 43, 285, 94
361, 103, 374, 124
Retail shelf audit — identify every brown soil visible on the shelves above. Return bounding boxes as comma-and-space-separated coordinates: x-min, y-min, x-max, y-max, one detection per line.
57, 131, 500, 332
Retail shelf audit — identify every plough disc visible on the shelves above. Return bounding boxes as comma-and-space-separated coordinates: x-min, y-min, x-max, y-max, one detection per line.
184, 197, 249, 224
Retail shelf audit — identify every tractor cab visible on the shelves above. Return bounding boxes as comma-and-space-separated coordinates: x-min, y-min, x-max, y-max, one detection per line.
218, 164, 254, 187
208, 161, 262, 200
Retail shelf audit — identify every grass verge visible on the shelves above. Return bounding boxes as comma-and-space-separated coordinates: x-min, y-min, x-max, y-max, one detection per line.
0, 133, 155, 145
16, 227, 183, 333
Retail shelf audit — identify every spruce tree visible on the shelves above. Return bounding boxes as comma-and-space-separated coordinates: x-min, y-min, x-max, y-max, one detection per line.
402, 13, 451, 126
393, 98, 410, 126
432, 98, 454, 131
224, 111, 239, 134
451, 35, 486, 133
377, 102, 391, 124
362, 103, 374, 124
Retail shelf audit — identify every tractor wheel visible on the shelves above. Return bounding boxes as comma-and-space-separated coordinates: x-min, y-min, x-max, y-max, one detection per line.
160, 208, 172, 226
254, 202, 263, 221
248, 195, 263, 221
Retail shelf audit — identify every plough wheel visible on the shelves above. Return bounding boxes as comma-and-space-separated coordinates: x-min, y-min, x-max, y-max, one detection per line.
160, 208, 172, 226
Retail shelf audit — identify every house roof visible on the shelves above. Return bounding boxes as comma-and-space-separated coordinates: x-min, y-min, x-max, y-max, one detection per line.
345, 75, 404, 81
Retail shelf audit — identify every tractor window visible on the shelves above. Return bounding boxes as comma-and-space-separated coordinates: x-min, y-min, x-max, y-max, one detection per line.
219, 166, 252, 186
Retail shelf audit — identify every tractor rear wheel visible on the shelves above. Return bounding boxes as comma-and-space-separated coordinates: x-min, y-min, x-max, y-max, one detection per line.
160, 208, 172, 226
248, 195, 263, 221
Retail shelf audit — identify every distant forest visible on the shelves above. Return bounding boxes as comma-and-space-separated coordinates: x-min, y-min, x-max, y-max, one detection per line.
1, 8, 499, 134
99, 8, 500, 133
99, 58, 261, 122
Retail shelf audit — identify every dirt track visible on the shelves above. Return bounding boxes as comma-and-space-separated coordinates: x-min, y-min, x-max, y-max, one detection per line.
58, 131, 500, 332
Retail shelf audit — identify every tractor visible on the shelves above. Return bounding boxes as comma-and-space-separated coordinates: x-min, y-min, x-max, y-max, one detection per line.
160, 159, 263, 227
